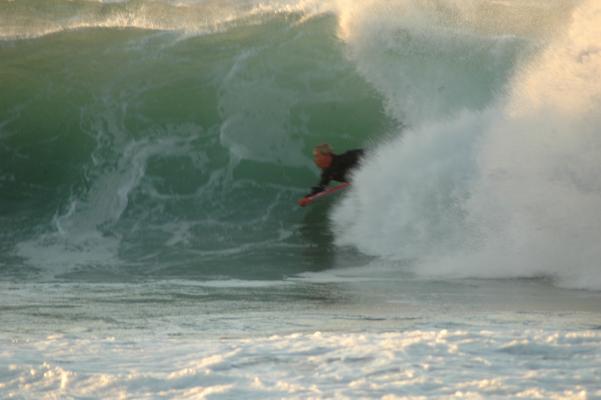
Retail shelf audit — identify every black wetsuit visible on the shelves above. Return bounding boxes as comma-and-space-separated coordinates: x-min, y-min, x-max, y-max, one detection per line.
308, 149, 364, 196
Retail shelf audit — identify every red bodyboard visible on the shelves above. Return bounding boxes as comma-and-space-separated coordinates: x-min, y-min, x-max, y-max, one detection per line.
297, 182, 350, 207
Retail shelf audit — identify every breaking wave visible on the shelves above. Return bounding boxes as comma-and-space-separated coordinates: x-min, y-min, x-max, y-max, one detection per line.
333, 0, 601, 290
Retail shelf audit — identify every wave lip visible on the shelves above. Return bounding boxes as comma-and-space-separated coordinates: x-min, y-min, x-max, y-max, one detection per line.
0, 0, 334, 40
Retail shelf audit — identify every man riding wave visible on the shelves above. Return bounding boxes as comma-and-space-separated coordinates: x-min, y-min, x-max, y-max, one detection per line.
303, 143, 364, 198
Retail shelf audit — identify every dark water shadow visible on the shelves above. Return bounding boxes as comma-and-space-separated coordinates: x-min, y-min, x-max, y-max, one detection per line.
297, 197, 373, 274
298, 200, 337, 272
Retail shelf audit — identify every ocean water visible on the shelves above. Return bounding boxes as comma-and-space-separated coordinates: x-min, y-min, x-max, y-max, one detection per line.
1, 0, 601, 398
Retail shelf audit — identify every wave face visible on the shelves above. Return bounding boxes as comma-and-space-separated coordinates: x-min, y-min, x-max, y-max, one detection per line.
0, 1, 391, 281
2, 0, 598, 289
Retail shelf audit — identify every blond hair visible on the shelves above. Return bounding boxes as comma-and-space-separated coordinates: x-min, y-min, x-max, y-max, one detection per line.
313, 143, 333, 155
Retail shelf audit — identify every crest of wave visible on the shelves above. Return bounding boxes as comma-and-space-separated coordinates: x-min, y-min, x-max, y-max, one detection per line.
0, 0, 333, 40
332, 0, 601, 290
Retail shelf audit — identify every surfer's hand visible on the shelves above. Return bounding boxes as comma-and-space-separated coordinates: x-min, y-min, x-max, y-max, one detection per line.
297, 197, 310, 207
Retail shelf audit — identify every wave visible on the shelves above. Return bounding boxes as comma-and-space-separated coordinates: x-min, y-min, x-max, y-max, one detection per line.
0, 6, 386, 279
2, 0, 598, 290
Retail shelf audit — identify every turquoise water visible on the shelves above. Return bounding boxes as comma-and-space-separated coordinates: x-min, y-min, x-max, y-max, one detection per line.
2, 0, 601, 397
1, 11, 395, 281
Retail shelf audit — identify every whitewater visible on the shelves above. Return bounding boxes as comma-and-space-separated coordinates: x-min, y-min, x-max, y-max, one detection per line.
1, 0, 601, 398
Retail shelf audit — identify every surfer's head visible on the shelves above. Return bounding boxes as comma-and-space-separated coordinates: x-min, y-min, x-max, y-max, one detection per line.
313, 144, 333, 169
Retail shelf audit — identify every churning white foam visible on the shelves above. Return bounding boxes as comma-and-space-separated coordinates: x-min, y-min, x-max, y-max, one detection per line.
2, 328, 600, 399
333, 0, 601, 290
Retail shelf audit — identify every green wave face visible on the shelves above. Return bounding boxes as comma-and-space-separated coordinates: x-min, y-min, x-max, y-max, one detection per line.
0, 13, 393, 280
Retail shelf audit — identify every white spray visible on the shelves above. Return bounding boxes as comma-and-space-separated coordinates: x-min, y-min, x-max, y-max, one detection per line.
333, 0, 601, 290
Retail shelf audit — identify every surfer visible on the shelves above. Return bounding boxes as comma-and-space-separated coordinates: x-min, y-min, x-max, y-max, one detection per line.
304, 144, 364, 197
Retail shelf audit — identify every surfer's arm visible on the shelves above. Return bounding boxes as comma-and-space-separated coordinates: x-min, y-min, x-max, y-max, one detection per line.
308, 185, 325, 196
306, 172, 331, 197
